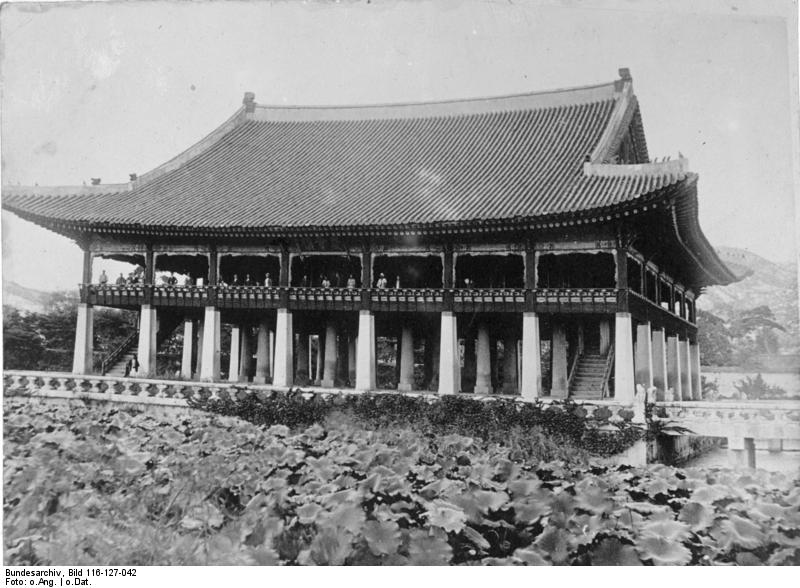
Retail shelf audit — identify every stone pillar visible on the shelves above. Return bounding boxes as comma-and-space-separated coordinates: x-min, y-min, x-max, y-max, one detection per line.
634, 322, 653, 391
551, 321, 569, 398
462, 330, 476, 393
296, 332, 310, 384
254, 320, 271, 384
315, 331, 325, 385
438, 311, 460, 395
322, 321, 338, 388
728, 437, 756, 468
679, 338, 692, 400
599, 319, 611, 356
272, 309, 294, 387
398, 325, 415, 391
666, 335, 682, 401
72, 303, 94, 374
690, 342, 702, 400
199, 306, 221, 381
501, 335, 518, 394
355, 310, 376, 391
614, 312, 635, 403
348, 336, 357, 385
137, 304, 158, 377
520, 312, 541, 400
195, 319, 204, 378
239, 326, 252, 382
228, 325, 241, 382
474, 323, 493, 395
489, 336, 498, 390
180, 318, 194, 379
651, 328, 667, 400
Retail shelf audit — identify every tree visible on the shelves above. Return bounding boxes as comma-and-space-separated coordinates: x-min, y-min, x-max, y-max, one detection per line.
696, 310, 732, 366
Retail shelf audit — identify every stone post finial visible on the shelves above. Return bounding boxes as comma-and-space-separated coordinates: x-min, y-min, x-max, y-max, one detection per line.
618, 68, 631, 81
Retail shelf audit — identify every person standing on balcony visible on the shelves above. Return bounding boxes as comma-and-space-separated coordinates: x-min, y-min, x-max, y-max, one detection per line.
321, 276, 331, 288
99, 270, 108, 285
184, 275, 193, 286
395, 276, 401, 289
232, 273, 241, 286
245, 274, 254, 286
376, 273, 387, 288
116, 273, 126, 286
301, 275, 309, 287
347, 274, 357, 289
264, 273, 273, 287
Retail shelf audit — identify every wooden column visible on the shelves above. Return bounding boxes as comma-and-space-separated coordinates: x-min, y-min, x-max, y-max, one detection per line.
144, 245, 155, 285
279, 248, 290, 287
398, 325, 415, 391
524, 248, 537, 289
442, 247, 454, 289
615, 248, 628, 289
208, 246, 218, 286
82, 248, 93, 284
315, 331, 325, 385
361, 250, 372, 289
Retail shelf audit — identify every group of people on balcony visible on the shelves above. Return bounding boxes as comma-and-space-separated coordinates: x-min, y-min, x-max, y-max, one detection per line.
98, 267, 145, 287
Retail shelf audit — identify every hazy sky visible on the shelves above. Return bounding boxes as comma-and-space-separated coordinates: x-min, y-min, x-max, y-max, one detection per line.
1, 0, 798, 292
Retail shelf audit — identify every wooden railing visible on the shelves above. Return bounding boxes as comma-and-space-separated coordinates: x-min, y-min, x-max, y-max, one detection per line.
601, 348, 615, 399
80, 284, 694, 325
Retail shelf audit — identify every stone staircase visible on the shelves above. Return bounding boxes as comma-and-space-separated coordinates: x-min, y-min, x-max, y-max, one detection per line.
569, 353, 608, 400
101, 315, 183, 376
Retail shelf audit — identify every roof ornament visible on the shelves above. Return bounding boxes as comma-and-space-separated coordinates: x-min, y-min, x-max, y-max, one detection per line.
129, 173, 138, 181
243, 92, 256, 113
90, 178, 101, 185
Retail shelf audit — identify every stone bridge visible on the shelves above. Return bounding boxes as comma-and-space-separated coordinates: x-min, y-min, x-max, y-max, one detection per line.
4, 370, 799, 469
652, 399, 800, 468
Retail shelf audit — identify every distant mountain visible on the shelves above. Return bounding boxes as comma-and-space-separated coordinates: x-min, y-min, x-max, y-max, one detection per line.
1, 280, 78, 313
698, 246, 799, 353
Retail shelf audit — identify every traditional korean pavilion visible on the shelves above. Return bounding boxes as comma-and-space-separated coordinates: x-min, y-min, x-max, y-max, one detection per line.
2, 69, 737, 402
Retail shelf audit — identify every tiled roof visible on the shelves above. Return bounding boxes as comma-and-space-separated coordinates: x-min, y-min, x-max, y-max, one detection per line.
4, 76, 663, 231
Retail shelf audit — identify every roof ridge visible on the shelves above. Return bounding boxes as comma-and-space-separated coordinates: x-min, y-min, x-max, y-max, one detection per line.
252, 80, 617, 111
248, 80, 621, 123
1, 183, 131, 196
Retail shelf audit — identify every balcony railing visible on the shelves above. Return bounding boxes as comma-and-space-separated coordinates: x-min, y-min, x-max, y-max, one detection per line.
79, 284, 694, 325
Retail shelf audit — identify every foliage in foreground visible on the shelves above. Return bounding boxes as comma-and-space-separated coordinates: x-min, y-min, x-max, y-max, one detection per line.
4, 398, 800, 566
189, 390, 643, 457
